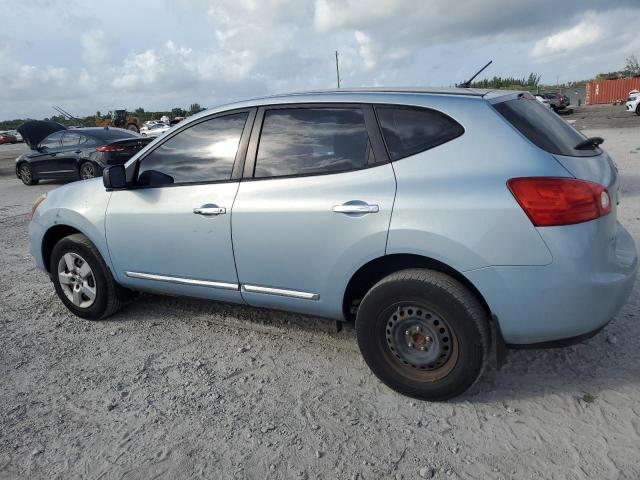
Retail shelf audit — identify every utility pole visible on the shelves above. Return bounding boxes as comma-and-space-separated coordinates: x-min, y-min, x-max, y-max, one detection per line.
335, 50, 341, 89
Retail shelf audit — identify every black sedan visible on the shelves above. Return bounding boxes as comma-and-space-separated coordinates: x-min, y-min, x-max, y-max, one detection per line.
15, 121, 152, 186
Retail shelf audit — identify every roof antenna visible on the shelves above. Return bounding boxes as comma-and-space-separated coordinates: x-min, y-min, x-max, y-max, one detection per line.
457, 60, 493, 88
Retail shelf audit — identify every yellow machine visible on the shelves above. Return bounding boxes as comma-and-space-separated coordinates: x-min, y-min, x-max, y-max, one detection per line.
95, 110, 141, 132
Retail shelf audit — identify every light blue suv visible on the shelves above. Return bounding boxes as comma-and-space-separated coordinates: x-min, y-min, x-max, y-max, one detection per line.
28, 88, 637, 400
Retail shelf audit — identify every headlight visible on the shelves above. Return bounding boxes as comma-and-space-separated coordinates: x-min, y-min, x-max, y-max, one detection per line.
30, 193, 47, 220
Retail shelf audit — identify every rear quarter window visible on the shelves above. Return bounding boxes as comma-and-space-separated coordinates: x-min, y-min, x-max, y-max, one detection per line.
375, 106, 464, 161
494, 97, 600, 157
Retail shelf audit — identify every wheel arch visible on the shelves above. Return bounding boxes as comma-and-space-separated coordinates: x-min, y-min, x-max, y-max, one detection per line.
41, 225, 82, 273
342, 253, 492, 321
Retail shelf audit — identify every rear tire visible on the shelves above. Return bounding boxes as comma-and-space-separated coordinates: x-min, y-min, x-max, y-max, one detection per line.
19, 163, 39, 185
50, 233, 131, 320
356, 269, 490, 401
79, 161, 97, 180
636, 105, 640, 116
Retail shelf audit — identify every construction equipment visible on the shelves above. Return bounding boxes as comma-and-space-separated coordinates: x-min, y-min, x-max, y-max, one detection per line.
95, 110, 141, 132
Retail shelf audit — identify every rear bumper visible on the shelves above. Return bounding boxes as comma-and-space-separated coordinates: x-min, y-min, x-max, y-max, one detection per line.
465, 221, 637, 345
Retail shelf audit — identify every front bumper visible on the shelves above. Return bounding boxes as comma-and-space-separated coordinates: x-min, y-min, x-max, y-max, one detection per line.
465, 221, 637, 345
28, 214, 47, 271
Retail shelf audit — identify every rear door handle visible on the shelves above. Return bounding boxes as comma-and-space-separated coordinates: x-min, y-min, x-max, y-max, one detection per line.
193, 204, 226, 216
332, 203, 379, 214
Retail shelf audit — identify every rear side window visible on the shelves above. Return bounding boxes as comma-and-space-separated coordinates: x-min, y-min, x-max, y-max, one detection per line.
138, 112, 248, 185
494, 97, 600, 157
254, 108, 375, 178
40, 131, 64, 149
376, 107, 464, 161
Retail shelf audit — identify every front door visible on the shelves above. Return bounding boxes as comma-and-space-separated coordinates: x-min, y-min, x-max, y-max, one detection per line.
105, 110, 254, 303
32, 131, 66, 177
232, 105, 397, 319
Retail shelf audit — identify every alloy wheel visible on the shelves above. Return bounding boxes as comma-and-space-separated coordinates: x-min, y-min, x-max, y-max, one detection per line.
57, 252, 97, 308
80, 163, 95, 180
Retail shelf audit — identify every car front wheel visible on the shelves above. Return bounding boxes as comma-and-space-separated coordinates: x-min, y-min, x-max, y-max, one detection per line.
19, 163, 39, 185
356, 269, 490, 401
51, 233, 131, 320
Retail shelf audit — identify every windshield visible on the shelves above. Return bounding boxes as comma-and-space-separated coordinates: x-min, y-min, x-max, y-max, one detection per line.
494, 96, 601, 157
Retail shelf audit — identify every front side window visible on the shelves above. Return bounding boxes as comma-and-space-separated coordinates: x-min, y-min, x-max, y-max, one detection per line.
138, 112, 248, 185
376, 106, 464, 161
254, 108, 374, 178
40, 131, 64, 150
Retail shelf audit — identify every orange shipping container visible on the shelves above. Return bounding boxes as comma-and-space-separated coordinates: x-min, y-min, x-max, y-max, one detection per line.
586, 78, 640, 104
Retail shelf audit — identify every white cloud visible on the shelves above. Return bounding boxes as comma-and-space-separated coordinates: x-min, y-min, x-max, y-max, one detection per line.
81, 30, 110, 65
1, 1, 640, 119
532, 16, 602, 61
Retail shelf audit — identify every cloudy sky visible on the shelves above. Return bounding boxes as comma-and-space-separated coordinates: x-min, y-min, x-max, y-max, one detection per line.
1, 0, 639, 120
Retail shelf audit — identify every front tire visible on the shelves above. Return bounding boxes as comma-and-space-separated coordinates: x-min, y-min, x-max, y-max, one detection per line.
356, 269, 490, 401
51, 233, 130, 320
636, 105, 640, 116
19, 163, 39, 185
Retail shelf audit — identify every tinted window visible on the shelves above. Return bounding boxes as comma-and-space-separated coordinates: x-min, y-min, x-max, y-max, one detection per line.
254, 108, 374, 178
40, 131, 64, 149
138, 112, 248, 185
91, 128, 138, 141
494, 97, 600, 157
376, 107, 464, 161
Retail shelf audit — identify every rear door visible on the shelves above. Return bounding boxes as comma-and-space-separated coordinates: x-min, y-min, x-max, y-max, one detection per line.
231, 104, 396, 319
59, 131, 86, 175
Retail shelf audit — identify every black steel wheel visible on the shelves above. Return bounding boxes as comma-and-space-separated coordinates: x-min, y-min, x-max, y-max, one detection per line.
356, 269, 490, 401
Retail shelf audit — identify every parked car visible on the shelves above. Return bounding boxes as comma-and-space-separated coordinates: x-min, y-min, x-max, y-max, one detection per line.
28, 89, 637, 400
537, 92, 567, 111
15, 121, 152, 185
534, 95, 552, 108
10, 130, 24, 142
0, 132, 18, 144
625, 90, 640, 115
139, 122, 170, 137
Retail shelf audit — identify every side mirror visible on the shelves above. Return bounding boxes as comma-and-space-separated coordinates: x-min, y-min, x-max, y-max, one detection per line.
35, 145, 45, 152
103, 165, 126, 190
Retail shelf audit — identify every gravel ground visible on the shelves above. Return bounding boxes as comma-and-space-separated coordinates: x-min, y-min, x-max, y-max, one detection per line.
1, 121, 640, 479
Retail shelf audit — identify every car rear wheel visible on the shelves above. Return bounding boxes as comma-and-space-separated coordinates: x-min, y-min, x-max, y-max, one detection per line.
51, 233, 132, 320
636, 105, 640, 116
356, 269, 490, 401
19, 163, 39, 186
79, 162, 97, 180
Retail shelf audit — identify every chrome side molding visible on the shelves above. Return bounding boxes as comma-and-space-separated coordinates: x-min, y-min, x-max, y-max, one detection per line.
125, 271, 239, 291
125, 271, 320, 300
241, 284, 320, 301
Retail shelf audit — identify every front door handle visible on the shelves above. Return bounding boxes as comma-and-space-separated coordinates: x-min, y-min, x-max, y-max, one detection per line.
193, 204, 226, 216
332, 203, 379, 214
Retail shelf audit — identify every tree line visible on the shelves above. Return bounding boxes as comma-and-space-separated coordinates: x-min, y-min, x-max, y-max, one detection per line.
0, 103, 206, 130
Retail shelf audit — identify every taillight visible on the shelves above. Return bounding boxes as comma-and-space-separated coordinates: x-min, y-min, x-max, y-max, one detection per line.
508, 177, 611, 226
96, 145, 126, 152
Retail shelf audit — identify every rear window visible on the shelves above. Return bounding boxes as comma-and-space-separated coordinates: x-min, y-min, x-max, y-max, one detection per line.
494, 97, 601, 157
90, 128, 139, 141
376, 106, 464, 161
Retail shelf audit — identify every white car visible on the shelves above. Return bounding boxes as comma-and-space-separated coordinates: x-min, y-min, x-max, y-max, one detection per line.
534, 95, 552, 109
625, 90, 640, 115
139, 123, 171, 137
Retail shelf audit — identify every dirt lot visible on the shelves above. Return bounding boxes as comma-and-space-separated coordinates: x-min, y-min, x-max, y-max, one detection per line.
1, 116, 640, 479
